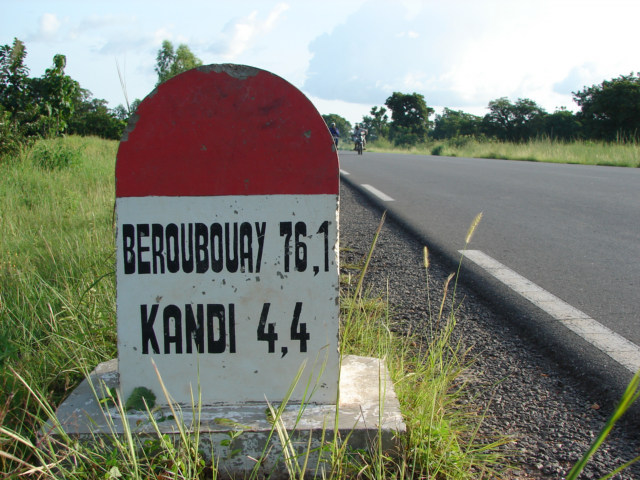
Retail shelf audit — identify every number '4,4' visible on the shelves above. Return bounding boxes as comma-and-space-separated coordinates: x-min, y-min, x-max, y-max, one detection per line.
257, 302, 309, 356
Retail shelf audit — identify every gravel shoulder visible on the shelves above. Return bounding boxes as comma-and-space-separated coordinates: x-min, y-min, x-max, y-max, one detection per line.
339, 181, 640, 479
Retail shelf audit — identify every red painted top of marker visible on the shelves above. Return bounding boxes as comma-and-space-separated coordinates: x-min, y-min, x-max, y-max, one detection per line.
116, 64, 339, 198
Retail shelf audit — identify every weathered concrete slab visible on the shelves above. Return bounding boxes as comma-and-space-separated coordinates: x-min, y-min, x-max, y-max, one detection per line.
45, 355, 405, 478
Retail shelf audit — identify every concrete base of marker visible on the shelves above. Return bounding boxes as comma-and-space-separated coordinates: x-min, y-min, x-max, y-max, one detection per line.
44, 355, 405, 478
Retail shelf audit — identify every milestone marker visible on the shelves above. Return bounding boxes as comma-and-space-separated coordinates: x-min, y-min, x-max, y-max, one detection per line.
115, 64, 340, 404
50, 65, 403, 479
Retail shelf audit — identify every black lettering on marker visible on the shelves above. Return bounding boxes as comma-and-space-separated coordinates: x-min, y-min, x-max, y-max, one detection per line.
123, 222, 269, 275
239, 222, 253, 273
166, 223, 179, 273
185, 304, 204, 353
123, 224, 136, 274
255, 222, 265, 273
180, 224, 194, 273
151, 223, 165, 274
140, 303, 236, 355
141, 304, 160, 354
207, 304, 226, 353
163, 304, 183, 354
225, 223, 238, 273
136, 224, 151, 274
228, 303, 236, 353
210, 223, 223, 272
195, 223, 209, 273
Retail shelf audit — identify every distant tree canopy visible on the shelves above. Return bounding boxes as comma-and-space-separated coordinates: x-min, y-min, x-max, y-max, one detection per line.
354, 73, 640, 145
359, 106, 389, 141
0, 38, 129, 158
30, 54, 81, 137
155, 41, 203, 86
0, 38, 30, 117
67, 90, 125, 139
482, 97, 547, 142
573, 73, 640, 141
542, 108, 582, 141
1, 39, 84, 138
432, 108, 482, 140
0, 37, 205, 160
366, 95, 589, 144
385, 92, 434, 145
4, 34, 640, 163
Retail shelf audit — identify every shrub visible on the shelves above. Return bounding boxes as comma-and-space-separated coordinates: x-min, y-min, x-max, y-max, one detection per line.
431, 144, 445, 156
0, 109, 25, 162
31, 137, 82, 170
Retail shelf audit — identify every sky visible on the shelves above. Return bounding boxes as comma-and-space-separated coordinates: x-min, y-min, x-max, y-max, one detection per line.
3, 0, 640, 125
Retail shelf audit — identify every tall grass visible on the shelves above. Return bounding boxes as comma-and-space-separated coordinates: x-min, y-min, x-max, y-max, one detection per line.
339, 212, 510, 479
3, 136, 635, 478
1, 136, 511, 478
369, 136, 640, 167
0, 136, 117, 474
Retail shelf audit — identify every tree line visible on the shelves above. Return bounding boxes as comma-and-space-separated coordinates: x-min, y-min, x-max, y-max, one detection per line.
327, 73, 640, 147
1, 38, 126, 158
3, 36, 639, 160
0, 38, 202, 159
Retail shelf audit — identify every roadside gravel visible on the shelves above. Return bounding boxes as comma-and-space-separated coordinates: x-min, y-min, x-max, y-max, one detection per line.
339, 181, 640, 479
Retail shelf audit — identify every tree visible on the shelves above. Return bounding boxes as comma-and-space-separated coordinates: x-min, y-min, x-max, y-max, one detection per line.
0, 38, 30, 117
68, 91, 126, 140
385, 92, 434, 145
360, 106, 389, 141
113, 98, 141, 123
0, 38, 127, 145
30, 54, 80, 136
483, 97, 546, 141
112, 104, 130, 122
0, 39, 33, 155
573, 73, 640, 141
432, 108, 482, 140
0, 106, 24, 159
155, 40, 203, 86
542, 108, 582, 141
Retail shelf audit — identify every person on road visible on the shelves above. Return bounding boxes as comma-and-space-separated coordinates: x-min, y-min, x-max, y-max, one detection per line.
329, 122, 340, 147
353, 124, 367, 150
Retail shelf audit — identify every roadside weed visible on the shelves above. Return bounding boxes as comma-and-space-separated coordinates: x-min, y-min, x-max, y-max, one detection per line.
11, 136, 639, 478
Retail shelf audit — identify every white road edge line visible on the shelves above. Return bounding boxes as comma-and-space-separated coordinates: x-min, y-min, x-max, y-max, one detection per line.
361, 184, 394, 202
339, 169, 350, 175
461, 249, 640, 374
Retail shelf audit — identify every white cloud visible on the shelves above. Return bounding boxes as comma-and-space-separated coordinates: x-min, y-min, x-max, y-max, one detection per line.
303, 0, 474, 106
27, 13, 62, 41
264, 2, 290, 30
40, 13, 61, 37
306, 93, 372, 126
303, 0, 635, 114
153, 27, 174, 44
209, 3, 290, 60
395, 30, 420, 39
75, 14, 135, 33
555, 64, 610, 96
7, 0, 640, 122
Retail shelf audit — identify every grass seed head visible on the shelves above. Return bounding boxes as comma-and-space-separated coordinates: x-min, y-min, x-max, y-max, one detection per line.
465, 212, 483, 245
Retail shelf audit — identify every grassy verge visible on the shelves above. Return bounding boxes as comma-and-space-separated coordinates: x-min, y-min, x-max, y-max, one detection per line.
0, 136, 118, 475
339, 213, 511, 478
367, 136, 640, 168
2, 136, 636, 478
1, 136, 510, 478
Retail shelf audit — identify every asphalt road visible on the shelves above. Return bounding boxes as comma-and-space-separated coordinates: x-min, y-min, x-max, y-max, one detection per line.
338, 150, 640, 384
